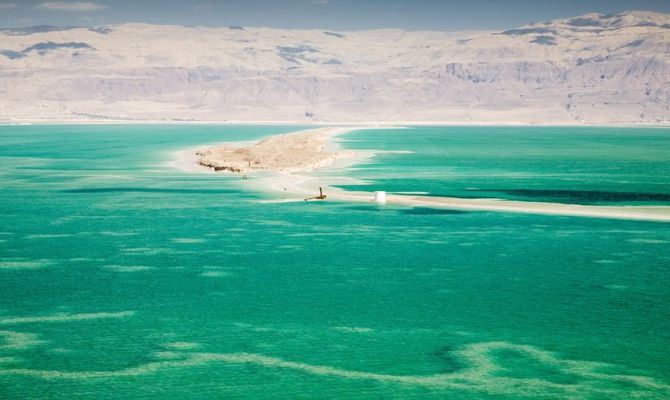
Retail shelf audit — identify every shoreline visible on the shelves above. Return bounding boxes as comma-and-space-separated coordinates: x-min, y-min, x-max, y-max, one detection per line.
2, 120, 670, 128
180, 126, 670, 223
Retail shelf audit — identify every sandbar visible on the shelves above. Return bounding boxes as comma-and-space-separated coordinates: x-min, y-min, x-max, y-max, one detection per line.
190, 127, 670, 223
196, 127, 356, 173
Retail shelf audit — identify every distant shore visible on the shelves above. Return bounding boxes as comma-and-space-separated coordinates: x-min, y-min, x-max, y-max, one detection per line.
180, 126, 670, 223
2, 119, 670, 128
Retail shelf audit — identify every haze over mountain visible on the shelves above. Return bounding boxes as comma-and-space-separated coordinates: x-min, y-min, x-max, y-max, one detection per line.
1, 10, 668, 124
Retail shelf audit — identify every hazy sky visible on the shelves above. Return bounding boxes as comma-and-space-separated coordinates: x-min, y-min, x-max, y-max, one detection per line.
1, 0, 669, 30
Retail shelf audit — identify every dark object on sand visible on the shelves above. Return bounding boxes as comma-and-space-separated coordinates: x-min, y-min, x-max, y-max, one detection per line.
305, 187, 327, 201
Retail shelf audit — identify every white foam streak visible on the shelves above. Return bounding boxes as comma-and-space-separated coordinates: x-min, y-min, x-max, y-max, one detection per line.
0, 311, 135, 325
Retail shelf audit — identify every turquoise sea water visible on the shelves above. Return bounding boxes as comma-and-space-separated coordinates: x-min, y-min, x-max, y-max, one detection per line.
1, 125, 669, 399
337, 126, 670, 205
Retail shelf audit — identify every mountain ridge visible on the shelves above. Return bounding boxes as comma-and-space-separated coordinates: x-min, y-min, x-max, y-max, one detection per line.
1, 10, 668, 124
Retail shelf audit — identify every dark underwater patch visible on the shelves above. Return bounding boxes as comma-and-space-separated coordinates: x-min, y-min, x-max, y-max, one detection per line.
340, 205, 469, 215
467, 189, 670, 203
342, 205, 385, 212
419, 193, 492, 200
432, 345, 467, 373
400, 208, 469, 215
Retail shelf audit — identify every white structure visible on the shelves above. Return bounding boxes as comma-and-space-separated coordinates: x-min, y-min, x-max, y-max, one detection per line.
373, 191, 387, 204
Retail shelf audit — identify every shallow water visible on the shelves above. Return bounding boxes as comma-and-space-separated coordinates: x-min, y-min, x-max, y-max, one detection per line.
337, 126, 670, 205
0, 125, 669, 399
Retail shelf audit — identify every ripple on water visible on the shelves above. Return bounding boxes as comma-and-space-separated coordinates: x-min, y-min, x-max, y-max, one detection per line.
161, 342, 201, 350
102, 265, 156, 273
23, 234, 73, 240
0, 259, 53, 270
198, 271, 233, 278
627, 239, 669, 244
333, 326, 373, 333
170, 238, 207, 244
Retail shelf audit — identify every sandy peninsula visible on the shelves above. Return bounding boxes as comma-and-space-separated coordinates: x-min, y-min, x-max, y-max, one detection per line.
196, 127, 356, 174
191, 127, 670, 223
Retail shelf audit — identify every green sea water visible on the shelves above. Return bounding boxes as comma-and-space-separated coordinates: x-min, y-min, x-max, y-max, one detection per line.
337, 126, 670, 205
0, 125, 669, 399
